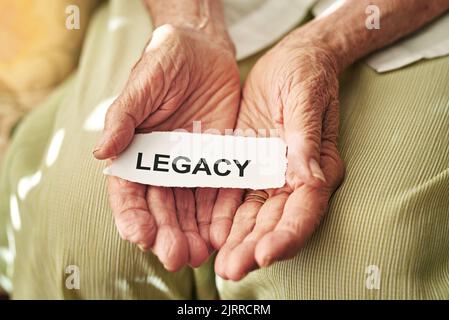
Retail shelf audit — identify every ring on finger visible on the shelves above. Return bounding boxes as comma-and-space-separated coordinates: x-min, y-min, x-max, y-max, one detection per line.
244, 190, 269, 204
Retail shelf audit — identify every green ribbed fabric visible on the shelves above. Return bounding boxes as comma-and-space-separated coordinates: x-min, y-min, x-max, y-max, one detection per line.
1, 0, 448, 299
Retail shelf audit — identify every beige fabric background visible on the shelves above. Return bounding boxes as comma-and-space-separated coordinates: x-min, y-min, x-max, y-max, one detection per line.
0, 0, 99, 164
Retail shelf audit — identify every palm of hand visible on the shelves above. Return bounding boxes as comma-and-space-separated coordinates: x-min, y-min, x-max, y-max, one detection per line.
213, 45, 345, 280
96, 25, 240, 271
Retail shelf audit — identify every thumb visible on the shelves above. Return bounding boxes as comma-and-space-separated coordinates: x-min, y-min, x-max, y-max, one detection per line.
283, 89, 328, 188
93, 93, 142, 160
93, 55, 162, 160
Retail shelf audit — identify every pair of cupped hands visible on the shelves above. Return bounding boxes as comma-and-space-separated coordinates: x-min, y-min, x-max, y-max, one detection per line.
93, 24, 344, 281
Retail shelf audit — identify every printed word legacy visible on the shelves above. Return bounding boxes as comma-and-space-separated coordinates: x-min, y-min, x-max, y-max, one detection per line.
136, 153, 251, 177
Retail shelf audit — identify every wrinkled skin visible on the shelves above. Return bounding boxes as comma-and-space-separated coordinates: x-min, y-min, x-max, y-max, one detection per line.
91, 0, 449, 279
211, 41, 345, 280
94, 25, 240, 271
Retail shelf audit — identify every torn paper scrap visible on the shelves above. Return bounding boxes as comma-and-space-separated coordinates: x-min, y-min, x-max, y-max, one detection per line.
104, 131, 287, 189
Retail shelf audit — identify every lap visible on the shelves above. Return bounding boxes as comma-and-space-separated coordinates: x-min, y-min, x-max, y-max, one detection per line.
1, 0, 448, 299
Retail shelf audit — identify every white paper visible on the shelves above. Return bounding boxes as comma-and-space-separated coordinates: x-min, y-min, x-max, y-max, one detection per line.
104, 132, 287, 189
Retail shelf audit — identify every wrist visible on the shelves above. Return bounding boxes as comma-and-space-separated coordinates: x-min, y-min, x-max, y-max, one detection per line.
153, 23, 235, 56
276, 29, 345, 76
279, 23, 356, 75
200, 23, 236, 56
145, 0, 235, 56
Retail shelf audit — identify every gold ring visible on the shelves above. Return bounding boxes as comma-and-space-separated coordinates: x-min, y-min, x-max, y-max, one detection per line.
244, 190, 269, 204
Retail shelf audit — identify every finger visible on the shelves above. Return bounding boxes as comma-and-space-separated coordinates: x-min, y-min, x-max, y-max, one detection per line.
209, 188, 244, 250
227, 191, 288, 277
195, 188, 218, 250
225, 192, 288, 280
93, 51, 165, 160
174, 188, 209, 268
283, 83, 331, 188
214, 200, 262, 280
255, 187, 328, 267
107, 175, 156, 251
146, 186, 189, 272
255, 97, 344, 268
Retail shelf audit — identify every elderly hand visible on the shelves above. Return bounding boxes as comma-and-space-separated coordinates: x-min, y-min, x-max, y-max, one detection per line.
93, 24, 240, 271
212, 38, 345, 280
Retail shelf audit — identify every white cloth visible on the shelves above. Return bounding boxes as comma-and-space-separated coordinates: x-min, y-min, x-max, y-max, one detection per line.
223, 0, 315, 60
224, 0, 449, 72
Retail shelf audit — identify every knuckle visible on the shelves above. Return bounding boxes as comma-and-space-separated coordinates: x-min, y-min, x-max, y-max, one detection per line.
157, 23, 177, 35
285, 169, 304, 189
211, 215, 233, 225
234, 212, 256, 225
280, 219, 302, 236
197, 219, 211, 228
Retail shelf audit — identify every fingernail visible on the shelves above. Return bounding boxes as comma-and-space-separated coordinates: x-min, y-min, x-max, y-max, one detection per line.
93, 136, 106, 156
309, 159, 326, 183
